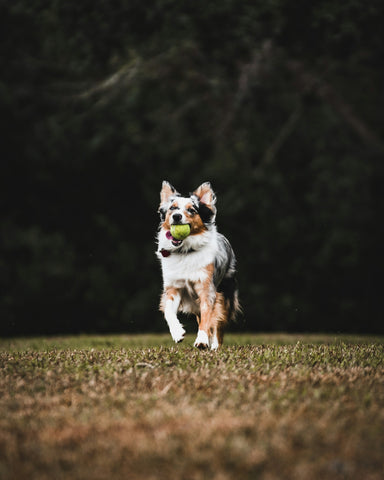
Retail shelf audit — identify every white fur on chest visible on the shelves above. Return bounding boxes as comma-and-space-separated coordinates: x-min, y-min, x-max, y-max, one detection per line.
157, 228, 218, 288
161, 249, 212, 287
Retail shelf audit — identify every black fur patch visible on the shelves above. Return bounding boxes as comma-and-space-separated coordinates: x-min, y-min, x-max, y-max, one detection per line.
214, 233, 239, 321
197, 202, 215, 224
159, 207, 166, 221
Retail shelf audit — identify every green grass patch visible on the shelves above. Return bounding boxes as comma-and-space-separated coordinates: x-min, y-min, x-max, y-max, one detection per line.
1, 333, 383, 479
1, 332, 383, 351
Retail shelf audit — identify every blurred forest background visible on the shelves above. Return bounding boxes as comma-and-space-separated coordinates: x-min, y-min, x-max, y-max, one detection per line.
1, 0, 384, 336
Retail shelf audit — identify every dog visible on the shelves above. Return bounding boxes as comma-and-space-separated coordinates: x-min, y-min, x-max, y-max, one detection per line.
156, 181, 240, 350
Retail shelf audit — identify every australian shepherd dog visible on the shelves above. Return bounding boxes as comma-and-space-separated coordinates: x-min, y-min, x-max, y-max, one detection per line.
156, 181, 240, 350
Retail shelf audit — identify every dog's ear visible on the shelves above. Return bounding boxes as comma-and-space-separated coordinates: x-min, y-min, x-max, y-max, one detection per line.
192, 182, 217, 224
192, 182, 216, 207
160, 181, 179, 205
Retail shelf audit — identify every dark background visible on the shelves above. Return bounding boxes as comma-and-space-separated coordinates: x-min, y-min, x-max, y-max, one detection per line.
1, 0, 384, 336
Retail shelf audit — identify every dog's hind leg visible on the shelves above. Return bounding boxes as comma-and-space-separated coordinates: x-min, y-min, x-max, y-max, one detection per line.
210, 328, 220, 351
211, 320, 225, 350
210, 294, 228, 350
160, 288, 186, 343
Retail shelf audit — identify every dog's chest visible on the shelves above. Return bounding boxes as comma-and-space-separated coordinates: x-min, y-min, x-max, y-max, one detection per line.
161, 250, 213, 287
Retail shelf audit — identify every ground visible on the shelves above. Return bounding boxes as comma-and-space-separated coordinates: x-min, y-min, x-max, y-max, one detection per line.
0, 333, 383, 479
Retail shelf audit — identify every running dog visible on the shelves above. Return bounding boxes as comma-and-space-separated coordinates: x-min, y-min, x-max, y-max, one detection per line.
156, 181, 240, 350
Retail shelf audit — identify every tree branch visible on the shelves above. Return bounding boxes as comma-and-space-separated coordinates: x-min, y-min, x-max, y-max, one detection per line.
287, 60, 384, 153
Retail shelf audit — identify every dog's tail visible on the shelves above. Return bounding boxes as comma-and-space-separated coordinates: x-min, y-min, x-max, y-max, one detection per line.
219, 275, 241, 322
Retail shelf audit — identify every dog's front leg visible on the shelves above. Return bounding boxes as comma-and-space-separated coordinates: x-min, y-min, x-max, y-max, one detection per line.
161, 288, 186, 343
194, 269, 216, 350
194, 292, 226, 350
194, 288, 217, 350
194, 303, 212, 350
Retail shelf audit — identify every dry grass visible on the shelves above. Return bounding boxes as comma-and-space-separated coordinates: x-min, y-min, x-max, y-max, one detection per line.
0, 333, 383, 479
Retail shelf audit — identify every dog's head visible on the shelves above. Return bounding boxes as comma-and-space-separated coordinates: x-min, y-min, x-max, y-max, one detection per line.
158, 181, 217, 247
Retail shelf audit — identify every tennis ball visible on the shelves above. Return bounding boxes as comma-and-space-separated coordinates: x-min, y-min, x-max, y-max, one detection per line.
170, 224, 191, 240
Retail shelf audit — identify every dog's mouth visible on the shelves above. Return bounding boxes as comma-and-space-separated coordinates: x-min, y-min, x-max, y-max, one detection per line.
166, 230, 183, 247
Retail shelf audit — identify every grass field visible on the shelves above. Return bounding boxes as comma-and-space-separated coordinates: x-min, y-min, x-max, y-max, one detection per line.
1, 333, 383, 479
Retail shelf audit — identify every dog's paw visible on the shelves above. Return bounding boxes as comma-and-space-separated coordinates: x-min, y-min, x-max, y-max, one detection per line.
170, 324, 186, 343
210, 335, 219, 351
194, 330, 210, 350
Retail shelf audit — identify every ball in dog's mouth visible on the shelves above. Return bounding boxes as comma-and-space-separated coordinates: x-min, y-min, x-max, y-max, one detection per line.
170, 224, 191, 240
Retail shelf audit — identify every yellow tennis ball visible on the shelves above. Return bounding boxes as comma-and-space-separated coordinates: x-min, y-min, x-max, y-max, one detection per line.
170, 224, 191, 240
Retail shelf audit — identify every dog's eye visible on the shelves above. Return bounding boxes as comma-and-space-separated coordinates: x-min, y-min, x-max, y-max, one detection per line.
169, 205, 178, 211
187, 208, 196, 215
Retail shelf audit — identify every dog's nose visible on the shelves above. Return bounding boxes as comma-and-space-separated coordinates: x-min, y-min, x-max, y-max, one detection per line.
172, 213, 182, 223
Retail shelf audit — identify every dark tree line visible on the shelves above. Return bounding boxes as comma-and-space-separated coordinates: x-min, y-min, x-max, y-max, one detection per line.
1, 0, 384, 336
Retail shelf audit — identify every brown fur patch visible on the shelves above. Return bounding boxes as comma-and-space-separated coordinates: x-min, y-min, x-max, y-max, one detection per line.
159, 287, 179, 312
162, 201, 179, 231
183, 202, 207, 236
187, 215, 207, 236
